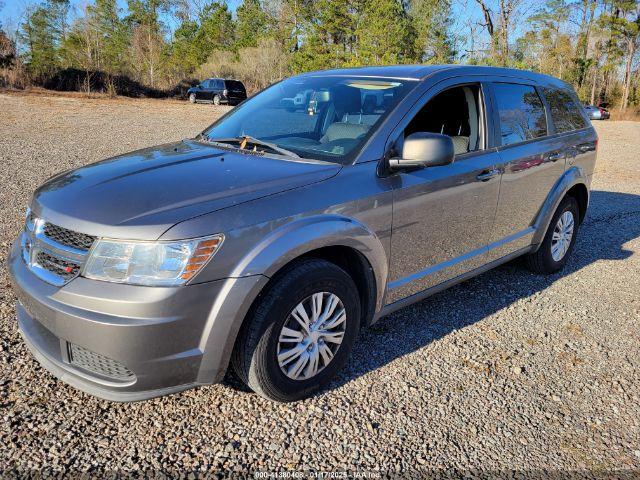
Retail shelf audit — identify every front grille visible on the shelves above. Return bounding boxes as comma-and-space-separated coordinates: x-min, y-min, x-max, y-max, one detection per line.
43, 223, 95, 251
35, 251, 80, 280
68, 343, 135, 381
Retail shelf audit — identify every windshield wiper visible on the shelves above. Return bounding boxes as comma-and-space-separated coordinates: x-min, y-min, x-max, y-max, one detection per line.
202, 135, 300, 158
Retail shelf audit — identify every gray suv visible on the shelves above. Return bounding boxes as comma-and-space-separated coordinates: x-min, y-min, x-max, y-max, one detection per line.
9, 65, 597, 402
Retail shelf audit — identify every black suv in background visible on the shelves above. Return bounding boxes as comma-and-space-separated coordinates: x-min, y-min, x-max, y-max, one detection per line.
187, 78, 247, 105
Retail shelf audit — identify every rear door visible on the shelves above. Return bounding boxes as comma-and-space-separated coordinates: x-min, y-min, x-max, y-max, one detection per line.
542, 87, 597, 184
199, 80, 213, 101
485, 82, 567, 262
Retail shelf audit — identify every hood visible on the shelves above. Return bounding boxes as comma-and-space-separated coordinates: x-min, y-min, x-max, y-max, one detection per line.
32, 140, 341, 240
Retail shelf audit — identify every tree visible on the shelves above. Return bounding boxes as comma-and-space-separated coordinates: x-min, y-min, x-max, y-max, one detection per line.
20, 0, 70, 82
409, 0, 455, 63
0, 29, 15, 69
126, 0, 170, 87
520, 0, 572, 79
354, 0, 415, 65
235, 0, 268, 49
166, 19, 200, 81
609, 0, 640, 109
574, 0, 598, 88
88, 0, 129, 74
194, 1, 234, 63
292, 0, 358, 71
473, 0, 524, 66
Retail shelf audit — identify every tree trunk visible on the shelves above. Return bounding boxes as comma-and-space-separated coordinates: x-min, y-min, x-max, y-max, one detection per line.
620, 39, 636, 110
590, 67, 597, 105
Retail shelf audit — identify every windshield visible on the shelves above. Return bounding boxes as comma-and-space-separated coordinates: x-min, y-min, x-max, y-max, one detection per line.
201, 76, 417, 163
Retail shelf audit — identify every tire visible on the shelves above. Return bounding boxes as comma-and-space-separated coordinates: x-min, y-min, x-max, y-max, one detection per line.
526, 196, 579, 274
231, 258, 361, 402
188, 93, 196, 104
212, 95, 220, 106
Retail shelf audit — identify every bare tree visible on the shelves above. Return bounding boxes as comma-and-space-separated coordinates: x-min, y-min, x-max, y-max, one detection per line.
131, 23, 163, 88
474, 0, 523, 65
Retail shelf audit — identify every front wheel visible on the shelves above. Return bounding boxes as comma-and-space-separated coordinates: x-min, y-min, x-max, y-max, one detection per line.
231, 259, 361, 402
526, 196, 579, 274
188, 93, 196, 103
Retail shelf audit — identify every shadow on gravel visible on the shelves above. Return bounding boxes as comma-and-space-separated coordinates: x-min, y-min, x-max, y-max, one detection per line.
323, 189, 640, 393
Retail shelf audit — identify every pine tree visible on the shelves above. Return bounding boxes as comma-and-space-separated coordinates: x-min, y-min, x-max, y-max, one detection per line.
167, 19, 200, 78
293, 0, 357, 71
20, 0, 70, 82
235, 0, 268, 49
354, 0, 415, 65
194, 1, 234, 63
409, 0, 455, 63
88, 0, 129, 74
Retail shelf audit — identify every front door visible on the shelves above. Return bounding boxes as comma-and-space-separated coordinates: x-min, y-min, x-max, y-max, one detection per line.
386, 82, 501, 304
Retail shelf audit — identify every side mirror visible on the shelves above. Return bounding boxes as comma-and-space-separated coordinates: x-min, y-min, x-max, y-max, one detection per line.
389, 132, 455, 170
198, 84, 203, 89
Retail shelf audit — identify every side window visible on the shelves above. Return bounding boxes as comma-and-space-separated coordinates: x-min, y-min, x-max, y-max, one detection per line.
203, 80, 212, 88
216, 79, 225, 89
543, 87, 588, 133
402, 84, 485, 156
493, 83, 547, 146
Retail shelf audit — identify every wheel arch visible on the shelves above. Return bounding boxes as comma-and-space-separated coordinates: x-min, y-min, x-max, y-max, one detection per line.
197, 215, 388, 384
532, 166, 589, 247
565, 183, 589, 224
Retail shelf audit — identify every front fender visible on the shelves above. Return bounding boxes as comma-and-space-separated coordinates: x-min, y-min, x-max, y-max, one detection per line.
230, 214, 388, 311
531, 165, 589, 246
195, 214, 389, 384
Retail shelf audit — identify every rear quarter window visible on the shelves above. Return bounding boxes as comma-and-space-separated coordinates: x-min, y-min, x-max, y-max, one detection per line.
225, 80, 245, 92
493, 83, 548, 146
543, 87, 588, 133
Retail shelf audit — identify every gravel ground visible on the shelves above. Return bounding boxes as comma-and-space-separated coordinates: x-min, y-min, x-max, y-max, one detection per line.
1, 92, 638, 475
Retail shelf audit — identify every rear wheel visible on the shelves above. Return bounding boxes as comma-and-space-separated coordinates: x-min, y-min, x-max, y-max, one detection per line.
231, 258, 361, 402
526, 196, 579, 274
212, 95, 220, 106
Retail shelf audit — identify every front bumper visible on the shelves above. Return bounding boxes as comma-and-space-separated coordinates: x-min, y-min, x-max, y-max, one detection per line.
8, 240, 267, 401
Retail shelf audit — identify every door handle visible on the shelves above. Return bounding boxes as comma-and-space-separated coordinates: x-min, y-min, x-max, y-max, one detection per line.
476, 168, 500, 182
548, 152, 564, 162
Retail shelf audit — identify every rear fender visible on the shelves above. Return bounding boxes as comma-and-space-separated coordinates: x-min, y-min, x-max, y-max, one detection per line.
531, 166, 589, 247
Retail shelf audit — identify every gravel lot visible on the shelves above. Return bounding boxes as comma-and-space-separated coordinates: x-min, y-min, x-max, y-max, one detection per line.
1, 92, 638, 475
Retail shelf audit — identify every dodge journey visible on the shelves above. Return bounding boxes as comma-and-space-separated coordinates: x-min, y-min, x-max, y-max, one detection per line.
9, 65, 597, 402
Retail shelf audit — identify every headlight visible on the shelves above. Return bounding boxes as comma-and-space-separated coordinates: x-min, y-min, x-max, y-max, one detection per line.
83, 235, 223, 286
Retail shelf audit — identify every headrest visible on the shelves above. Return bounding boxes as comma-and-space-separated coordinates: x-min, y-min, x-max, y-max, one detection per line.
362, 95, 377, 114
331, 85, 362, 114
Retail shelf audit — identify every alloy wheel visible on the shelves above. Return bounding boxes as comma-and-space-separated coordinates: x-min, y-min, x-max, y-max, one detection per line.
276, 292, 346, 381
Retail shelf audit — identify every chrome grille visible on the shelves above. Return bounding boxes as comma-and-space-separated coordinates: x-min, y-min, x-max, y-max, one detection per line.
68, 343, 135, 381
35, 251, 80, 280
22, 216, 92, 286
43, 223, 95, 251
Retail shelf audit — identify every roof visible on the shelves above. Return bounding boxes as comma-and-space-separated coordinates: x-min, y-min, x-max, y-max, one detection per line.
298, 64, 567, 87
